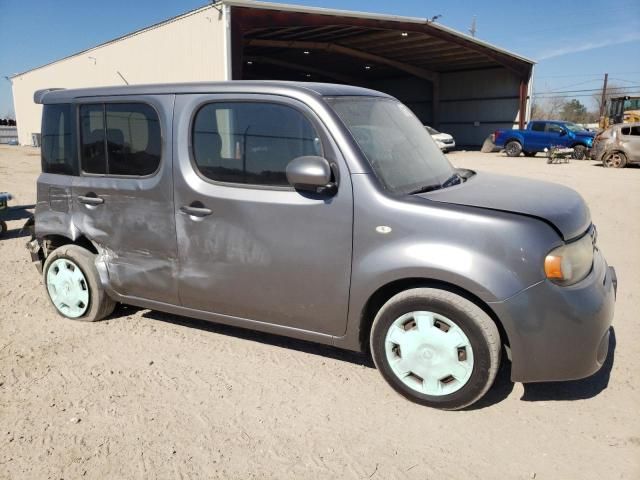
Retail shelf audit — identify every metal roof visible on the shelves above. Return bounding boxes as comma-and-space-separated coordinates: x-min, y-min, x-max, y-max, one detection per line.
13, 0, 534, 79
225, 0, 535, 65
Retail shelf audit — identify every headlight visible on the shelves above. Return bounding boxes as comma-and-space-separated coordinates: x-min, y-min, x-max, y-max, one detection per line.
544, 233, 594, 285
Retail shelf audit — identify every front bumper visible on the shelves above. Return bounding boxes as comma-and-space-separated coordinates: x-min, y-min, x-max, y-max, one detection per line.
437, 141, 456, 151
490, 249, 616, 383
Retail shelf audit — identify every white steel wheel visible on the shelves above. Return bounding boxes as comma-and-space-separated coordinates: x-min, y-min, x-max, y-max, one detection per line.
42, 244, 115, 322
370, 288, 501, 410
385, 311, 474, 396
46, 258, 90, 318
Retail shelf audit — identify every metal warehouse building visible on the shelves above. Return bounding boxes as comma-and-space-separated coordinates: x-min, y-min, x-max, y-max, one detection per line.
11, 0, 534, 146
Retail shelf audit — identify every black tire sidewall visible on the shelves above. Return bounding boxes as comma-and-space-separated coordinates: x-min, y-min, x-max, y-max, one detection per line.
572, 145, 586, 160
371, 293, 494, 410
505, 141, 522, 157
42, 245, 107, 322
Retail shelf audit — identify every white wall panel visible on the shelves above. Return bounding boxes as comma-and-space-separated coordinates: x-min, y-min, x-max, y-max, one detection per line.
12, 6, 226, 145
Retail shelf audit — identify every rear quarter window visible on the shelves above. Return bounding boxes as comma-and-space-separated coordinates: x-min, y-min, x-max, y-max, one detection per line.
41, 104, 77, 175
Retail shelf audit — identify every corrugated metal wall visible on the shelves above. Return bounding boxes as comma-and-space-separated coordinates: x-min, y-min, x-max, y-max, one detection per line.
439, 67, 522, 146
11, 6, 227, 145
368, 77, 434, 125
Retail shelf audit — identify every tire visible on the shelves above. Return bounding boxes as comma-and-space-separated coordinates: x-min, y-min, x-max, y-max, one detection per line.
0, 220, 6, 236
504, 141, 522, 157
523, 151, 536, 157
43, 244, 115, 322
602, 151, 627, 168
370, 288, 501, 410
571, 144, 587, 160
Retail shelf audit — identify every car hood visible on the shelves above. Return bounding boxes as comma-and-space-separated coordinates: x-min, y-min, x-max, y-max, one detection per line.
432, 133, 453, 141
420, 172, 591, 240
574, 130, 596, 138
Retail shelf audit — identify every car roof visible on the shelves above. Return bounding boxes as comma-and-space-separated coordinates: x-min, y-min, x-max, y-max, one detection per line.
613, 122, 640, 127
34, 81, 391, 104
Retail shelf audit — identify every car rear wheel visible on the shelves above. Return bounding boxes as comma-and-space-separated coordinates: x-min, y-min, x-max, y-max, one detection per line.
603, 151, 627, 168
504, 141, 522, 157
370, 288, 501, 410
43, 244, 115, 322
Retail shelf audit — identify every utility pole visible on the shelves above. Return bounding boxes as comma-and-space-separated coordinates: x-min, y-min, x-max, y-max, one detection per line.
469, 16, 477, 37
599, 73, 608, 118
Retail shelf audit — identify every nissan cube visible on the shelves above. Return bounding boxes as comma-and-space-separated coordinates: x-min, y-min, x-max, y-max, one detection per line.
28, 82, 617, 409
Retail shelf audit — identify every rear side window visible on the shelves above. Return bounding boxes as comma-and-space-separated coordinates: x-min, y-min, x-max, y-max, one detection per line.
80, 104, 106, 174
192, 102, 322, 187
42, 104, 77, 175
79, 103, 161, 176
530, 122, 545, 132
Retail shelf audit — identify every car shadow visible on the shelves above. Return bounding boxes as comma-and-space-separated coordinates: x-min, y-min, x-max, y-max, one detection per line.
111, 304, 375, 368
592, 163, 640, 169
521, 327, 616, 402
462, 350, 515, 411
107, 306, 615, 406
0, 227, 31, 240
1, 204, 35, 221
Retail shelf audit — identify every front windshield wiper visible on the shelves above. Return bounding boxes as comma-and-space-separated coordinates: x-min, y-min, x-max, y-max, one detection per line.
441, 173, 463, 188
408, 183, 442, 195
409, 171, 466, 195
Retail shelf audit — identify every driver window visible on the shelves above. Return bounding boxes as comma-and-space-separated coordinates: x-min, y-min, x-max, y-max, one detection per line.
546, 123, 564, 134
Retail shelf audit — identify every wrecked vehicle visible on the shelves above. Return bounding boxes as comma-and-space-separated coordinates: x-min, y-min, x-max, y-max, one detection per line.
29, 82, 617, 410
592, 122, 640, 168
492, 120, 595, 159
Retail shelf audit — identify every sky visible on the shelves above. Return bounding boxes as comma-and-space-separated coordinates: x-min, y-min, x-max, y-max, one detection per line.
1, 0, 639, 118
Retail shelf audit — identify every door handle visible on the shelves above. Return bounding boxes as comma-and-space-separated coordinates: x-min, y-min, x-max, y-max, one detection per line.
78, 194, 104, 206
180, 205, 212, 217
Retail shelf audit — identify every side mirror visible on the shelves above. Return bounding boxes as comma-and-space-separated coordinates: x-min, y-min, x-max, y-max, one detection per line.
286, 156, 336, 194
559, 129, 567, 136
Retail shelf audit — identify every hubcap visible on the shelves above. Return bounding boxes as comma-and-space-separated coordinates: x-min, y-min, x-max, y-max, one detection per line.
46, 259, 89, 318
385, 311, 474, 396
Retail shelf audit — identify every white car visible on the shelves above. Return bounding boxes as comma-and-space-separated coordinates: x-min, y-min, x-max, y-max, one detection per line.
425, 125, 456, 152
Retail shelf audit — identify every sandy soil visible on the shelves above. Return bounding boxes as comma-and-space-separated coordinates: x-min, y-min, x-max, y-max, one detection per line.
1, 145, 638, 479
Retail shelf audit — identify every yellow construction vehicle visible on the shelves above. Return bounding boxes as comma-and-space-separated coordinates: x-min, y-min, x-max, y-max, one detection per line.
600, 96, 640, 128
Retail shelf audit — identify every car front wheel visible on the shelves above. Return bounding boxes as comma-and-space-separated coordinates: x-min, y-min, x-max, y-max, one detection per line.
370, 288, 501, 410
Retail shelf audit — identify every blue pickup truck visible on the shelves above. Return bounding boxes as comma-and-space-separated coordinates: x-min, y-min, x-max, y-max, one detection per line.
492, 120, 595, 159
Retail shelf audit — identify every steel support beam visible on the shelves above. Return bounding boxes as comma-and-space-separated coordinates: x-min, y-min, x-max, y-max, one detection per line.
245, 38, 438, 82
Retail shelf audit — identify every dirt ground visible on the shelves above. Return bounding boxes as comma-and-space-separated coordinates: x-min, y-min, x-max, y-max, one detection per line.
1, 144, 638, 479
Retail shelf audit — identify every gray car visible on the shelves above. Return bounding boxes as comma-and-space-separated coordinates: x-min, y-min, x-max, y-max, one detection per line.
592, 122, 640, 168
28, 82, 616, 410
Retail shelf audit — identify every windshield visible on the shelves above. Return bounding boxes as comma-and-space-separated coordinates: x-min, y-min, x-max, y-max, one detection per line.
624, 98, 640, 110
326, 96, 455, 194
564, 122, 585, 133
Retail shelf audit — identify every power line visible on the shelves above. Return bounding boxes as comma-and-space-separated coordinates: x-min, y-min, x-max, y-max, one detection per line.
609, 77, 640, 85
536, 71, 640, 78
532, 92, 640, 100
534, 85, 640, 95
